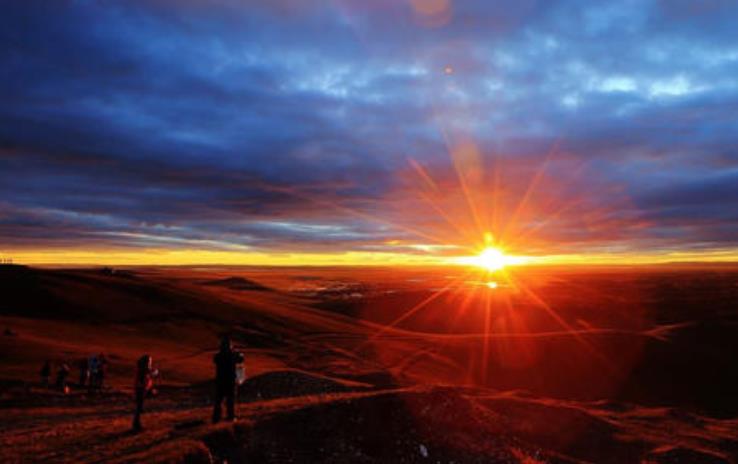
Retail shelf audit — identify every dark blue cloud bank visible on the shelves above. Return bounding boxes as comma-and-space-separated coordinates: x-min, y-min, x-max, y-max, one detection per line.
1, 0, 738, 259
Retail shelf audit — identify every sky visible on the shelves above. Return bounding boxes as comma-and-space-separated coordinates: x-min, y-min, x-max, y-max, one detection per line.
2, 0, 738, 265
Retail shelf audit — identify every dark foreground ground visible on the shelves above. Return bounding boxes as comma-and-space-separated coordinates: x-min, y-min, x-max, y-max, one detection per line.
1, 264, 737, 463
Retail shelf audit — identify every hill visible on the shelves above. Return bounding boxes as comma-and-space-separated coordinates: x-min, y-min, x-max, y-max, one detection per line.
1, 265, 737, 463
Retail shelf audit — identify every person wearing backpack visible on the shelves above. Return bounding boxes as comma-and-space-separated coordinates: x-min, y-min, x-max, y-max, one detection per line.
212, 335, 244, 423
87, 355, 99, 393
78, 357, 89, 387
132, 354, 158, 432
55, 362, 70, 393
40, 360, 51, 388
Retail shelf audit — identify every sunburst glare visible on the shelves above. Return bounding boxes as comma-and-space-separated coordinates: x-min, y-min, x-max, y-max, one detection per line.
455, 245, 528, 272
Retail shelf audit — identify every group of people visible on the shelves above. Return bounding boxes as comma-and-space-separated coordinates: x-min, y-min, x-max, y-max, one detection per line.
40, 337, 244, 432
39, 353, 108, 394
38, 336, 245, 432
132, 335, 245, 431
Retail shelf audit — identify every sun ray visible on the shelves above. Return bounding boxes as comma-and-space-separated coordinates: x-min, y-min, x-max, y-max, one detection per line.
505, 198, 586, 249
439, 128, 486, 240
259, 181, 460, 248
509, 274, 617, 371
359, 269, 475, 350
490, 153, 502, 240
503, 159, 593, 248
417, 189, 478, 246
499, 140, 559, 244
481, 282, 493, 383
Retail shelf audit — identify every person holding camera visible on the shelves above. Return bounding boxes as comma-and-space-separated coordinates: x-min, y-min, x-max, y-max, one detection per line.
212, 335, 244, 423
132, 354, 158, 431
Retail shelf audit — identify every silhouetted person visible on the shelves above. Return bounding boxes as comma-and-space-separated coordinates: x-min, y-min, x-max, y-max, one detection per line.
78, 357, 89, 387
40, 360, 51, 388
55, 362, 70, 393
88, 355, 99, 392
212, 336, 244, 423
89, 353, 108, 392
96, 353, 108, 390
132, 354, 158, 432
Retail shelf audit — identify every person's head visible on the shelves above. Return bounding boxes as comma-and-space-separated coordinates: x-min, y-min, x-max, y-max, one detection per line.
138, 354, 152, 370
219, 335, 232, 351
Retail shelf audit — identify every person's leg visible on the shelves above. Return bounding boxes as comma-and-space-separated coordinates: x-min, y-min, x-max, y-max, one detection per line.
226, 386, 236, 420
132, 389, 144, 431
212, 387, 223, 423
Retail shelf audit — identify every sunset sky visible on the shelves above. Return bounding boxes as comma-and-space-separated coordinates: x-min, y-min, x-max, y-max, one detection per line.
2, 1, 738, 265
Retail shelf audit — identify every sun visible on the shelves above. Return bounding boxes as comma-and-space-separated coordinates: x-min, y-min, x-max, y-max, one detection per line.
455, 246, 512, 271
452, 237, 529, 271
475, 247, 508, 271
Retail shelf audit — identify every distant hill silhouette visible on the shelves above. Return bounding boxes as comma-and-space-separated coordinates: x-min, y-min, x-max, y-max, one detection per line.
0, 266, 258, 323
202, 277, 270, 291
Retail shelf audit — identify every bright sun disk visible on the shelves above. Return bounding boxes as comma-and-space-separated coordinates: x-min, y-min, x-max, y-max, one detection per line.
476, 247, 507, 271
453, 245, 529, 271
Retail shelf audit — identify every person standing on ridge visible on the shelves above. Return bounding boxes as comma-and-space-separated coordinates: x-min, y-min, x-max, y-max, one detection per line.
132, 354, 158, 432
88, 355, 99, 393
40, 360, 51, 388
78, 357, 89, 387
212, 335, 244, 423
55, 362, 70, 393
96, 353, 108, 390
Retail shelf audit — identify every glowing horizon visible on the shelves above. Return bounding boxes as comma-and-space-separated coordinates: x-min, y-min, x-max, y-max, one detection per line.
4, 246, 738, 267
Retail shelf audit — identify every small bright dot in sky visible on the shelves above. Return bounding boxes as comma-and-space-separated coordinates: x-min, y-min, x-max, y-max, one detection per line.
444, 65, 454, 74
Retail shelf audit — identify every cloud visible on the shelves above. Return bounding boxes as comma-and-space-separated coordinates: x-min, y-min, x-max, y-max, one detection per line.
1, 0, 737, 258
